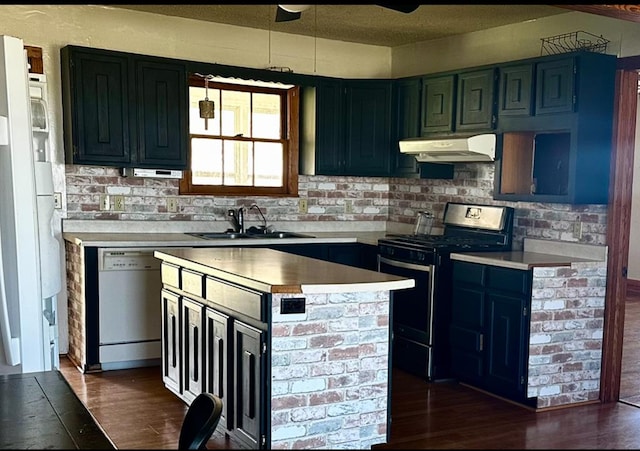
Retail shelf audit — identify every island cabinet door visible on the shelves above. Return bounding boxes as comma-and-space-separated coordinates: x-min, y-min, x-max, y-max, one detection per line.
232, 320, 265, 449
205, 307, 231, 430
161, 289, 181, 396
182, 297, 205, 404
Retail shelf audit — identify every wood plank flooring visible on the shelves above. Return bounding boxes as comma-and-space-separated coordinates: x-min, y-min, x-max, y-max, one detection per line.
58, 353, 640, 450
620, 297, 640, 406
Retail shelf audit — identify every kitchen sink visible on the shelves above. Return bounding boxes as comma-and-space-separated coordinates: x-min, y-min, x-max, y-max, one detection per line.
186, 231, 315, 240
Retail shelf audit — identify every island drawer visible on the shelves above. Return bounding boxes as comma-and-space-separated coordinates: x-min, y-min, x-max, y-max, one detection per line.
205, 276, 265, 322
182, 268, 204, 298
161, 262, 180, 289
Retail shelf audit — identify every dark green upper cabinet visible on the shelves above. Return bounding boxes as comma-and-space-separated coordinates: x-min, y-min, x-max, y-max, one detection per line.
456, 68, 497, 131
498, 63, 534, 117
61, 45, 188, 169
535, 57, 575, 115
344, 80, 392, 175
421, 74, 455, 134
300, 78, 392, 176
494, 52, 616, 204
135, 60, 188, 168
391, 78, 453, 179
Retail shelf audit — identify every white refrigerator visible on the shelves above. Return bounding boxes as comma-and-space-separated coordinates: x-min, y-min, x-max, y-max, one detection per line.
0, 35, 61, 373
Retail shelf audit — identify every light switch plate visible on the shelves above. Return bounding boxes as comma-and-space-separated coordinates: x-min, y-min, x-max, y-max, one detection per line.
298, 198, 308, 214
53, 192, 62, 209
167, 197, 178, 213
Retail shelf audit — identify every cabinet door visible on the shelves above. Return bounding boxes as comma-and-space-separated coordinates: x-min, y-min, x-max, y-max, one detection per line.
450, 284, 485, 382
233, 321, 264, 449
421, 75, 455, 134
393, 78, 421, 175
182, 297, 204, 404
161, 289, 180, 395
485, 292, 528, 398
135, 59, 188, 169
315, 79, 345, 175
62, 47, 131, 165
535, 57, 575, 115
456, 68, 496, 131
344, 80, 392, 176
498, 63, 534, 117
205, 307, 231, 430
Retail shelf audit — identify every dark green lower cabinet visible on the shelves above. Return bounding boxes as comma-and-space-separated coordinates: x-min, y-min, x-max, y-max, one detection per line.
269, 243, 377, 271
450, 260, 532, 404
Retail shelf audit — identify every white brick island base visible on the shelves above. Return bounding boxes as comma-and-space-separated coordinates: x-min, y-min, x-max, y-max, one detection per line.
270, 291, 390, 449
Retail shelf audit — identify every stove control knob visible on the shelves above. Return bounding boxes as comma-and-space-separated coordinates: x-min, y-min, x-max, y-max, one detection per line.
417, 252, 425, 261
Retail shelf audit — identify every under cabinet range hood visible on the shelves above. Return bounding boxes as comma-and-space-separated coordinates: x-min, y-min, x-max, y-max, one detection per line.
399, 133, 496, 163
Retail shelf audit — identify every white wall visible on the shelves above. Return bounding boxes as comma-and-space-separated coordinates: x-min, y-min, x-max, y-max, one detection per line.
391, 11, 640, 77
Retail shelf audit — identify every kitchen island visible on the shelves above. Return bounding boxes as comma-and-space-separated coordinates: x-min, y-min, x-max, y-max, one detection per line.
154, 247, 414, 450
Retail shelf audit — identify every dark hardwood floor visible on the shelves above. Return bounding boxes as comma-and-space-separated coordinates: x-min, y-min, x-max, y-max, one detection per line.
620, 297, 640, 406
56, 354, 640, 450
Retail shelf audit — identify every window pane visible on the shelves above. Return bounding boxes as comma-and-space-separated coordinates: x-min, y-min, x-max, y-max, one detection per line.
189, 87, 220, 135
252, 93, 281, 139
221, 90, 250, 137
224, 140, 253, 186
191, 138, 222, 185
254, 142, 283, 187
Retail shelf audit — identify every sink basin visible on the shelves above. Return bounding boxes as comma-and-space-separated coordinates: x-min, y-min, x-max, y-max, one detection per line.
253, 231, 315, 239
186, 231, 315, 240
186, 232, 251, 240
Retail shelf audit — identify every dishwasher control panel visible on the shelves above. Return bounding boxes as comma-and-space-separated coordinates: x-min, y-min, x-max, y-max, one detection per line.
100, 250, 161, 271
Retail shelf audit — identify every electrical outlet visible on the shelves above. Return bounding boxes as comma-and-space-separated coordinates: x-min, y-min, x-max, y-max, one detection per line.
573, 221, 582, 239
167, 197, 178, 213
298, 198, 308, 214
100, 194, 110, 211
345, 199, 353, 214
53, 192, 62, 209
113, 195, 125, 211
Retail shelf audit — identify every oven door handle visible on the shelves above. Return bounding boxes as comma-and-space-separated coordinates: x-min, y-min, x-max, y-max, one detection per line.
378, 256, 432, 272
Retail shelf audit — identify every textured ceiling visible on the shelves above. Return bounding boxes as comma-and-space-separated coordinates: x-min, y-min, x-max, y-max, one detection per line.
109, 4, 568, 47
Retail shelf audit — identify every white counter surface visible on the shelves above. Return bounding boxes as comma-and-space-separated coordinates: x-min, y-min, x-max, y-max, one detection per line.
62, 231, 386, 247
155, 247, 413, 294
450, 238, 607, 270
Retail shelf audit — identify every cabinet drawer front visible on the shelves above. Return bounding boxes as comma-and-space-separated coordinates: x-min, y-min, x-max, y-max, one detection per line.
487, 267, 530, 295
205, 277, 265, 321
161, 262, 180, 289
453, 261, 486, 285
182, 269, 204, 298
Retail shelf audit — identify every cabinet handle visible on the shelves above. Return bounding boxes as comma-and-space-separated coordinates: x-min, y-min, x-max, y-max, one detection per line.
216, 336, 224, 398
171, 313, 177, 369
244, 350, 255, 419
479, 334, 484, 352
193, 326, 199, 382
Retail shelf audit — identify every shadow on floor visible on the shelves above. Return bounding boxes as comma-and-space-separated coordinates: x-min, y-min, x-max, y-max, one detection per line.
0, 370, 114, 450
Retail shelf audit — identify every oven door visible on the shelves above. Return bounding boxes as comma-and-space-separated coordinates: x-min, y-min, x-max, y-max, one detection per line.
378, 255, 435, 379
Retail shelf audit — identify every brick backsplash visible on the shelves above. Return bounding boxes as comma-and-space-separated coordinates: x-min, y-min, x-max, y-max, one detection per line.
65, 164, 607, 247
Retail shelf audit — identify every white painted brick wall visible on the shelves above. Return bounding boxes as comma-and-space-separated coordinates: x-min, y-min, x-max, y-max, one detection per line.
528, 261, 607, 408
270, 291, 390, 449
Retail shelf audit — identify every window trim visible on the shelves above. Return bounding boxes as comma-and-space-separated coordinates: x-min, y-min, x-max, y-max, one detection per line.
179, 76, 299, 196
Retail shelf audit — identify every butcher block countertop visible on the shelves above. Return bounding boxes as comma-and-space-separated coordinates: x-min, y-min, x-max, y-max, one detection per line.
154, 247, 414, 294
450, 237, 607, 270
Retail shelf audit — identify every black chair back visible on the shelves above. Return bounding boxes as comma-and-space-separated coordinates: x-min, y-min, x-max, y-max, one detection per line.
178, 393, 224, 450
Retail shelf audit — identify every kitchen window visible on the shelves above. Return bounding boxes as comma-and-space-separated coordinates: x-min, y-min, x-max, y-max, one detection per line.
180, 76, 299, 196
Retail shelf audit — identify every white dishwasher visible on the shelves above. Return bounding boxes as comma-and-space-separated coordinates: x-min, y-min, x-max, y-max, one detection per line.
98, 247, 165, 370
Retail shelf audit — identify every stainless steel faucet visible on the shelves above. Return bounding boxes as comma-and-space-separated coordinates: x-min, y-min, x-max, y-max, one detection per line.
227, 207, 245, 233
249, 204, 267, 230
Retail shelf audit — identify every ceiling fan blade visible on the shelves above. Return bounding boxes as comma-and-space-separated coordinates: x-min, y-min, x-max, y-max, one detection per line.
275, 6, 302, 22
377, 4, 420, 14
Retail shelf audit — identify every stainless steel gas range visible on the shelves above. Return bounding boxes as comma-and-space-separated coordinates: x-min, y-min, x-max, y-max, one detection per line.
378, 202, 514, 381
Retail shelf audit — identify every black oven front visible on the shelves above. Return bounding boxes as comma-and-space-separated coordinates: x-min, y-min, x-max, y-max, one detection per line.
378, 255, 440, 380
